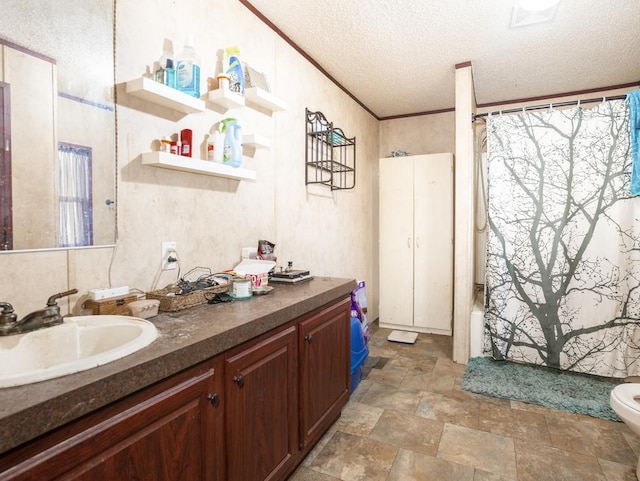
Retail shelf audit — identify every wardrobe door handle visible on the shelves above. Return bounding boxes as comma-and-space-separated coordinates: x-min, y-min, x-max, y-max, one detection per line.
233, 375, 245, 387
207, 393, 220, 407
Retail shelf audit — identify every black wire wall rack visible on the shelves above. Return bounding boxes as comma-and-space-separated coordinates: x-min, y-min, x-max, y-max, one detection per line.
305, 108, 356, 190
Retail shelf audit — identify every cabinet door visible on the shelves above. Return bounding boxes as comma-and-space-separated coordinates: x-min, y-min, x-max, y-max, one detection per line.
379, 155, 414, 326
0, 359, 224, 481
414, 153, 454, 333
299, 298, 350, 450
225, 325, 297, 481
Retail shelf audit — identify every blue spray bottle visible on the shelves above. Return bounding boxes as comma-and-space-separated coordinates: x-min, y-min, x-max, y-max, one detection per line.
225, 46, 245, 95
220, 118, 242, 168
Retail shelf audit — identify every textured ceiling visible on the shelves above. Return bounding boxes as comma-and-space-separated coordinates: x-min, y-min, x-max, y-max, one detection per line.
243, 0, 640, 119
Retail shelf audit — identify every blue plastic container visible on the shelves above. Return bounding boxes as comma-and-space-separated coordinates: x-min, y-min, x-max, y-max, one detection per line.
221, 118, 242, 168
350, 316, 368, 392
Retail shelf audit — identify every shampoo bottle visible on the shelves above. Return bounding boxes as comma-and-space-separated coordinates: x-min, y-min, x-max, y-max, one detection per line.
176, 36, 201, 98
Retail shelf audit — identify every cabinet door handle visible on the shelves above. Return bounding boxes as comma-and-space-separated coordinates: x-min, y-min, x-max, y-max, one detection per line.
233, 375, 245, 387
304, 334, 313, 344
416, 236, 420, 248
407, 237, 412, 248
207, 393, 220, 407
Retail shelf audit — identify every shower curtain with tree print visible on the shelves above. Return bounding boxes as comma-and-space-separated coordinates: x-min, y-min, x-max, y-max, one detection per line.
485, 100, 640, 378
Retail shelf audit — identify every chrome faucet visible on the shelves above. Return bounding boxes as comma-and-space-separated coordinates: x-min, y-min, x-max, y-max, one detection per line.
0, 289, 78, 336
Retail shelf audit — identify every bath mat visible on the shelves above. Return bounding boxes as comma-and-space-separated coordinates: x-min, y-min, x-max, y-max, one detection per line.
387, 330, 418, 344
461, 357, 623, 421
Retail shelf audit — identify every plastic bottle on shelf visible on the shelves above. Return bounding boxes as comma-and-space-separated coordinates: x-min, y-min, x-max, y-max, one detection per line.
225, 46, 244, 95
160, 136, 172, 153
176, 36, 201, 98
170, 139, 182, 156
216, 74, 230, 91
154, 54, 176, 89
217, 51, 230, 90
213, 129, 225, 163
180, 129, 193, 157
207, 135, 215, 161
221, 118, 242, 167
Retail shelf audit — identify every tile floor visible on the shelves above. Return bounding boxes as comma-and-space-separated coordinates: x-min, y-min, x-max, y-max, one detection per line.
290, 325, 640, 481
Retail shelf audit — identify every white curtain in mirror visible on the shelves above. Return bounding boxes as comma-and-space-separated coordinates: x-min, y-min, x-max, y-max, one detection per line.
58, 143, 93, 247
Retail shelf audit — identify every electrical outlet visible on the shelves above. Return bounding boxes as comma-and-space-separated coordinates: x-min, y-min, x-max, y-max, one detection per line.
161, 241, 177, 271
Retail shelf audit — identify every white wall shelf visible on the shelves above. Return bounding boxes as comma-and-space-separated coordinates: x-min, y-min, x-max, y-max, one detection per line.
207, 89, 245, 110
125, 77, 205, 114
243, 134, 271, 149
244, 87, 287, 112
207, 87, 284, 152
142, 151, 256, 182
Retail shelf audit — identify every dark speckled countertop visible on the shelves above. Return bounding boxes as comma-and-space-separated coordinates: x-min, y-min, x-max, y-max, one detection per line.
0, 276, 355, 454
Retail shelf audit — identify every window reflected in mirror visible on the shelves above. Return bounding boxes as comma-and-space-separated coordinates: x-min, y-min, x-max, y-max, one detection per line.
58, 143, 93, 248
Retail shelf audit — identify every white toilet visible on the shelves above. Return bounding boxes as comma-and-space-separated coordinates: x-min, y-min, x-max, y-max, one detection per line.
610, 383, 640, 480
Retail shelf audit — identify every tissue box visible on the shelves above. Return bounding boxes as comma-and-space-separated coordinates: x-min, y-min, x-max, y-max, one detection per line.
84, 294, 138, 315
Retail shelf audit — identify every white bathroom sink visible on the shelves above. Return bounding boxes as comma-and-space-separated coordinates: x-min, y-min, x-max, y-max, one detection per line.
0, 315, 157, 388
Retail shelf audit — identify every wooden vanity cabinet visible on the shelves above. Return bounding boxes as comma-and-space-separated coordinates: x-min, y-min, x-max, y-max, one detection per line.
0, 358, 224, 481
0, 295, 351, 481
223, 297, 351, 481
224, 324, 298, 481
298, 298, 350, 452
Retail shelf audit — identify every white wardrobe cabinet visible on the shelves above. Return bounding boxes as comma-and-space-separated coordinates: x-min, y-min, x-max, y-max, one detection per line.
378, 153, 454, 335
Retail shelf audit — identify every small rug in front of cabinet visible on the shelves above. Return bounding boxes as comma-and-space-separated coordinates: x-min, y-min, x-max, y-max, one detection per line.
461, 356, 623, 421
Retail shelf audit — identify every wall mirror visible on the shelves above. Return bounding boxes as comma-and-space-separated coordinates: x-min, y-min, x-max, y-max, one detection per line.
0, 0, 116, 252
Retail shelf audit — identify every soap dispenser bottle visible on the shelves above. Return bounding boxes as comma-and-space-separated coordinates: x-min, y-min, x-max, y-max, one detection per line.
176, 35, 201, 98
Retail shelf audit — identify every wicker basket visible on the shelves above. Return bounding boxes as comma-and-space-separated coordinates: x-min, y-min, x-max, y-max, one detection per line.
146, 283, 229, 312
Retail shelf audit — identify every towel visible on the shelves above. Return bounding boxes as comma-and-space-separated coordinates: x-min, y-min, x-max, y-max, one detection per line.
628, 89, 640, 196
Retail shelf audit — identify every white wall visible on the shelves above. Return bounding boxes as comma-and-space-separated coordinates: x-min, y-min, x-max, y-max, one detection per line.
1, 0, 379, 321
379, 112, 454, 158
2, 0, 632, 347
